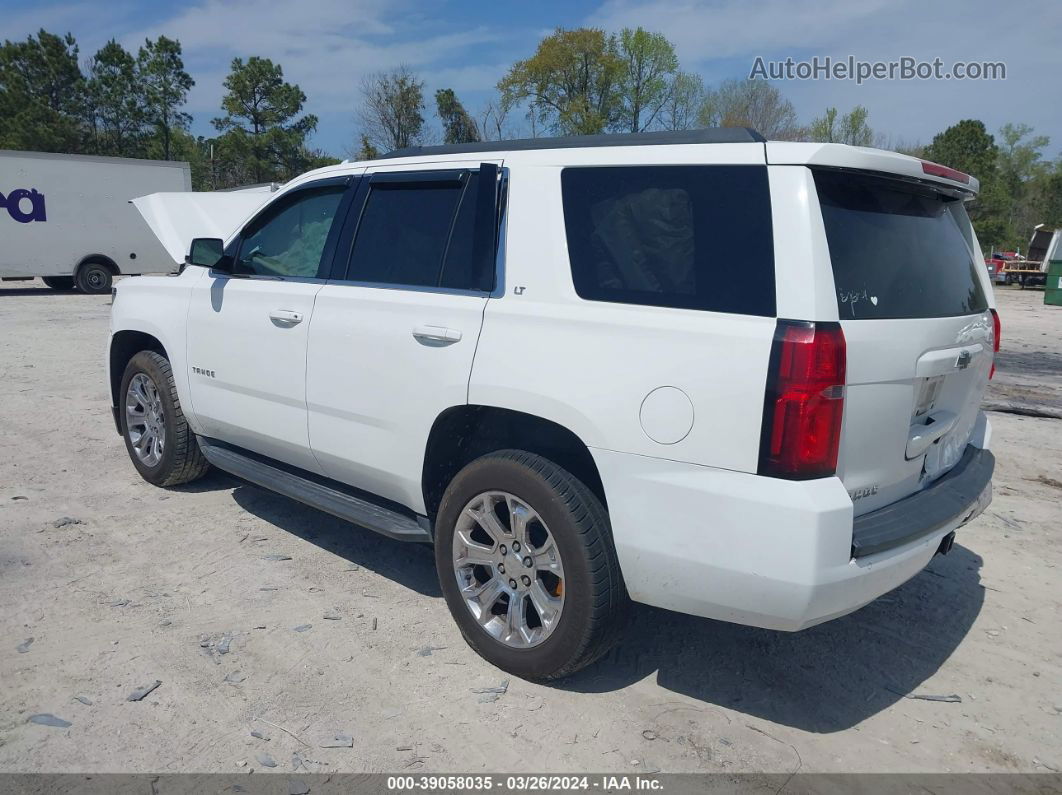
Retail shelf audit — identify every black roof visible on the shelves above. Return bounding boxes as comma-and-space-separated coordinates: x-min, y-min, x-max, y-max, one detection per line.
383, 128, 765, 159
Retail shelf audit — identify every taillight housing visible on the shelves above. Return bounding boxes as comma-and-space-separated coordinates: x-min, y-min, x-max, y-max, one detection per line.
990, 308, 1000, 379
920, 159, 972, 184
759, 320, 847, 480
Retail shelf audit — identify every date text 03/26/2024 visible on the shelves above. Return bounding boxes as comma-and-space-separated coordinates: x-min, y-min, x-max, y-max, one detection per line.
387, 775, 664, 791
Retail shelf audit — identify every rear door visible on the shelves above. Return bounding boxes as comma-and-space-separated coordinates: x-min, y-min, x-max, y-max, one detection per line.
305, 162, 501, 512
812, 168, 995, 514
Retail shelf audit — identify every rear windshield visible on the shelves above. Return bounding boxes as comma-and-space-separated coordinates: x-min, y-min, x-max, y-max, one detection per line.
814, 169, 988, 319
561, 165, 775, 317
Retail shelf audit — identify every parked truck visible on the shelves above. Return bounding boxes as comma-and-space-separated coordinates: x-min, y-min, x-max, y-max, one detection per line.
0, 150, 192, 293
991, 225, 1061, 288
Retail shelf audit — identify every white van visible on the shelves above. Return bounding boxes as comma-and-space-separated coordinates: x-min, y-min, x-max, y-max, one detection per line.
0, 150, 191, 293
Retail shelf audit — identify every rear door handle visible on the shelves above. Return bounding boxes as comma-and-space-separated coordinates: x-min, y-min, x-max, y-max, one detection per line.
906, 409, 958, 460
412, 325, 462, 345
269, 309, 303, 325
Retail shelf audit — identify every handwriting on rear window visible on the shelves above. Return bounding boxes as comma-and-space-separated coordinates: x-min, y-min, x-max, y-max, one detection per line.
838, 288, 878, 316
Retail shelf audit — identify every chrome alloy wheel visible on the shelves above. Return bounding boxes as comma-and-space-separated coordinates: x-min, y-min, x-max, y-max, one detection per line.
125, 373, 166, 467
451, 491, 565, 649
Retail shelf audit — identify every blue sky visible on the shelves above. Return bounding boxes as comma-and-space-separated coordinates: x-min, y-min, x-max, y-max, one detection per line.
3, 0, 1060, 157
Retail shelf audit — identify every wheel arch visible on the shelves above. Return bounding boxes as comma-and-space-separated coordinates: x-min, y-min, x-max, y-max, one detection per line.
422, 405, 607, 520
77, 254, 120, 276
108, 330, 168, 434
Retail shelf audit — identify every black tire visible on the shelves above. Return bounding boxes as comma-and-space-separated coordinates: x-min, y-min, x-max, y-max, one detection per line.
434, 450, 626, 681
42, 276, 74, 290
120, 351, 210, 487
76, 261, 113, 294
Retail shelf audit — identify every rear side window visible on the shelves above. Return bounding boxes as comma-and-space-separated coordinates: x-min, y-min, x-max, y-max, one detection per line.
345, 172, 494, 291
347, 180, 463, 287
561, 166, 775, 316
814, 169, 988, 319
439, 184, 492, 291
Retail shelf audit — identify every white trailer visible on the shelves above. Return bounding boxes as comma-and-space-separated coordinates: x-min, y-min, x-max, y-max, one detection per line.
0, 150, 191, 293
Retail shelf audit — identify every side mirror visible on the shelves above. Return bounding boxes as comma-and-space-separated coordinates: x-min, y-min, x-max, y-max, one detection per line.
186, 238, 231, 272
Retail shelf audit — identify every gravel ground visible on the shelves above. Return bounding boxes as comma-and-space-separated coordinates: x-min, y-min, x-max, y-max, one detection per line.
0, 281, 1059, 775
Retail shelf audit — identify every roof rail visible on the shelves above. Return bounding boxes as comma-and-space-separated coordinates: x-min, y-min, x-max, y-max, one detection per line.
382, 128, 765, 159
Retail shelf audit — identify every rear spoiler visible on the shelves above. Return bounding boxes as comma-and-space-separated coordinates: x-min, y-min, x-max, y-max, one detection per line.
766, 142, 980, 195
131, 191, 269, 265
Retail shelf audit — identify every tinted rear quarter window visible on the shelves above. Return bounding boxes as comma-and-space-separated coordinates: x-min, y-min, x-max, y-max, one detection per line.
561, 165, 775, 316
814, 169, 988, 319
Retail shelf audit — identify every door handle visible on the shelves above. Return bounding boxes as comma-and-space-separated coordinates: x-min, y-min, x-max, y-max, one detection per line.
269, 309, 303, 325
412, 325, 462, 345
906, 409, 958, 460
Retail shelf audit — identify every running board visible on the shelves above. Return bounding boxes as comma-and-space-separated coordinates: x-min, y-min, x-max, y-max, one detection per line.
197, 437, 432, 543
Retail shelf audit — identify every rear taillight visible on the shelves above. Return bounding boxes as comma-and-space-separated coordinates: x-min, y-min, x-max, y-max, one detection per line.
990, 308, 1000, 379
759, 320, 847, 480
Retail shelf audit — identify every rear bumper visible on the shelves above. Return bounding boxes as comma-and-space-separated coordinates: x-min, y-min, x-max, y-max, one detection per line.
591, 442, 992, 632
852, 446, 994, 557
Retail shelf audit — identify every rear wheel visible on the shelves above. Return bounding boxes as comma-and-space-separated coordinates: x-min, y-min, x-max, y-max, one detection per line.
42, 276, 74, 290
120, 351, 210, 486
76, 261, 113, 294
434, 450, 626, 681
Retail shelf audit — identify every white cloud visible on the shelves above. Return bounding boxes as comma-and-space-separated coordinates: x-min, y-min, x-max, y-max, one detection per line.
587, 0, 1062, 152
589, 0, 893, 62
6, 0, 1059, 154
123, 0, 498, 106
0, 2, 121, 43
426, 62, 510, 94
109, 0, 503, 146
2, 0, 514, 151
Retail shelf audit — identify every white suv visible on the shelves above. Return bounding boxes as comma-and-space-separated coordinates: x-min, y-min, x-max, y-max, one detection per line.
109, 129, 997, 680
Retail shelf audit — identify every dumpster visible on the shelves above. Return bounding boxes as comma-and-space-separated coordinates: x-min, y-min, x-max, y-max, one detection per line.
1046, 260, 1062, 306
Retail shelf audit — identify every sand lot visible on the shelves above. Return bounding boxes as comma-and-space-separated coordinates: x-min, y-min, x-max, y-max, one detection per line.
0, 282, 1059, 775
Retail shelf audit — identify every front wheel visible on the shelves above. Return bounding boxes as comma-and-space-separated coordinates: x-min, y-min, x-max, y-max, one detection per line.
434, 450, 626, 681
120, 351, 210, 486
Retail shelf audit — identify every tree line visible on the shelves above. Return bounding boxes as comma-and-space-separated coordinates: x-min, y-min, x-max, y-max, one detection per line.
0, 29, 335, 190
2, 26, 1058, 251
354, 28, 887, 151
921, 120, 1062, 252
354, 26, 1059, 252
